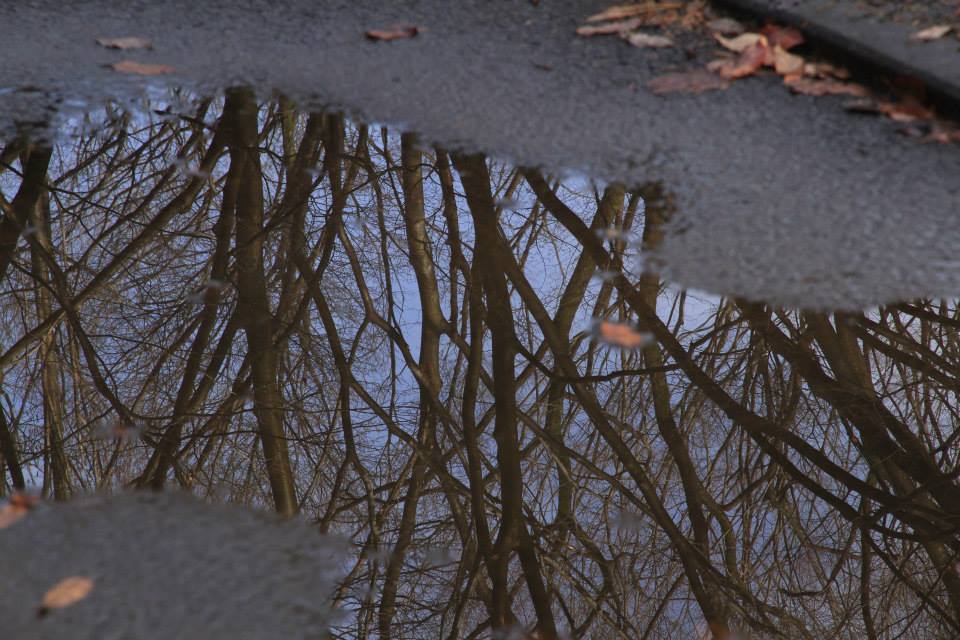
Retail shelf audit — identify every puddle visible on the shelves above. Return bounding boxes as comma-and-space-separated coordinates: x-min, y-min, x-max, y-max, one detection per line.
3, 87, 960, 638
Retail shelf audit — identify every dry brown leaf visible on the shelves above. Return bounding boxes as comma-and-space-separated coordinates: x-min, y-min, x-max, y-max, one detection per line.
592, 320, 653, 349
760, 24, 804, 50
365, 25, 421, 41
576, 18, 643, 36
707, 17, 746, 35
680, 1, 706, 30
804, 62, 851, 79
110, 60, 175, 75
95, 36, 152, 50
911, 24, 953, 42
773, 45, 804, 76
38, 577, 94, 615
786, 77, 870, 97
713, 42, 768, 79
0, 493, 39, 530
922, 125, 960, 144
586, 2, 682, 23
624, 31, 674, 48
715, 32, 765, 52
648, 69, 730, 94
880, 98, 935, 122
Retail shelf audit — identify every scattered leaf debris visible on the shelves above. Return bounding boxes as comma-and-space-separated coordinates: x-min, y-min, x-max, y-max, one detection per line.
38, 577, 95, 617
95, 36, 153, 51
110, 60, 175, 75
0, 492, 39, 530
582, 2, 960, 142
648, 69, 730, 94
910, 24, 953, 42
365, 25, 421, 41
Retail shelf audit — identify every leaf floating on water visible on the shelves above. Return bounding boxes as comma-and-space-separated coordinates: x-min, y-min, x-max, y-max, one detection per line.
96, 36, 153, 50
648, 69, 730, 94
910, 24, 952, 42
110, 60, 175, 75
38, 577, 94, 616
624, 31, 674, 48
365, 25, 421, 41
592, 319, 653, 349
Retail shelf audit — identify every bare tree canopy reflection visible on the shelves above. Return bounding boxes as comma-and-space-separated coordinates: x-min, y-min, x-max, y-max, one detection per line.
2, 88, 960, 639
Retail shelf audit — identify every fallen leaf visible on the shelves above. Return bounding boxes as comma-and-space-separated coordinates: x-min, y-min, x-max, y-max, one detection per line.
773, 45, 805, 76
0, 493, 39, 530
576, 18, 643, 36
804, 62, 851, 79
648, 69, 730, 94
110, 60, 175, 75
922, 124, 960, 144
715, 32, 765, 52
365, 25, 421, 41
785, 77, 870, 97
592, 320, 653, 349
624, 31, 674, 48
713, 41, 768, 79
586, 2, 682, 23
911, 24, 952, 42
880, 97, 936, 122
707, 17, 746, 35
760, 24, 804, 50
95, 36, 152, 50
38, 577, 94, 616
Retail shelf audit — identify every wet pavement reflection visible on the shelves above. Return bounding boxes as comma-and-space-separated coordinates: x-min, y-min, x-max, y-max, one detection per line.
2, 88, 960, 639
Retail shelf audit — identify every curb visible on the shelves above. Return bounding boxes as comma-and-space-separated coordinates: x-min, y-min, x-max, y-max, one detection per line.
710, 0, 960, 117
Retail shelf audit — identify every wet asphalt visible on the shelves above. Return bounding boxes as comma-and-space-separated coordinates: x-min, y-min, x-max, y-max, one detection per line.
1, 0, 958, 308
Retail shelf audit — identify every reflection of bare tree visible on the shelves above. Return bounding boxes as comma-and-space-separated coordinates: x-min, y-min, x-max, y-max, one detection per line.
2, 90, 960, 638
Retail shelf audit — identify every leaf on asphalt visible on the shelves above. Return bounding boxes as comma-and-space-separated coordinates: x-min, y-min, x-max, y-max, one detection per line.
110, 60, 175, 75
760, 24, 804, 50
922, 124, 960, 144
785, 77, 870, 97
624, 31, 674, 48
804, 61, 851, 80
577, 18, 643, 36
680, 0, 706, 30
707, 17, 746, 35
95, 36, 153, 50
586, 2, 682, 23
0, 493, 38, 530
910, 24, 952, 42
365, 25, 421, 41
773, 45, 804, 76
711, 41, 768, 79
714, 32, 765, 53
648, 69, 730, 94
38, 577, 94, 616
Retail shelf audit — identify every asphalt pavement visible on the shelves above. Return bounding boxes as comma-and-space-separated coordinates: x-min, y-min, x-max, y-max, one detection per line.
0, 0, 958, 308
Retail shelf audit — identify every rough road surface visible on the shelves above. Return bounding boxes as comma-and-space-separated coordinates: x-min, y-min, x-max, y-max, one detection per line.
0, 491, 346, 640
0, 0, 958, 307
